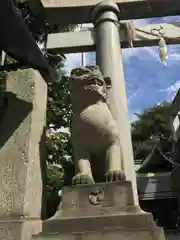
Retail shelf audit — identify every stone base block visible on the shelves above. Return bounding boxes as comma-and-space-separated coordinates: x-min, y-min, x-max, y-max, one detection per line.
34, 230, 164, 240
0, 69, 47, 239
33, 213, 164, 240
33, 182, 165, 240
0, 218, 41, 240
0, 69, 47, 218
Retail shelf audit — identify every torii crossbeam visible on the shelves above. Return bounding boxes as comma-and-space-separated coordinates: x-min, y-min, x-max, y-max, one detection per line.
29, 0, 180, 25
46, 22, 180, 54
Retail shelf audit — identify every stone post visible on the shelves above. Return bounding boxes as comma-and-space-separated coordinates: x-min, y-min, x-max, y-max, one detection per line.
0, 69, 47, 240
92, 0, 138, 205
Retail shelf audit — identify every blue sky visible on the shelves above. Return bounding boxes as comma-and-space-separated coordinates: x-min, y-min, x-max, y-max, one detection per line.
65, 16, 180, 121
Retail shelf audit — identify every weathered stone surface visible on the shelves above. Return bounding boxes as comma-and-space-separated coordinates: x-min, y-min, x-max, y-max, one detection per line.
34, 229, 164, 240
0, 69, 47, 239
54, 181, 135, 217
33, 182, 165, 239
0, 219, 41, 240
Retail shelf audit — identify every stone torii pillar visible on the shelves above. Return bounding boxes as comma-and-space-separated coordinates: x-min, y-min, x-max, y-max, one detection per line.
92, 0, 138, 205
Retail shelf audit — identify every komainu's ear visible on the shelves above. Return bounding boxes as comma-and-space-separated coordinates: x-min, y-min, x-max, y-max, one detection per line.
104, 77, 112, 89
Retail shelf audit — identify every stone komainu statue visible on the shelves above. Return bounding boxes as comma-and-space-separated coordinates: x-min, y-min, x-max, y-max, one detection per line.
70, 65, 125, 184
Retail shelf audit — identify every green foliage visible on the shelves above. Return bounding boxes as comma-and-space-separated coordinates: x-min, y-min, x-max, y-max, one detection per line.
47, 72, 72, 129
45, 69, 73, 183
131, 101, 174, 161
46, 164, 64, 189
46, 129, 73, 166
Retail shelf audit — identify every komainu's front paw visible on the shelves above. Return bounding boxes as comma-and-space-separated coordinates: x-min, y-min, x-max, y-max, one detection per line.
72, 173, 95, 185
105, 170, 126, 182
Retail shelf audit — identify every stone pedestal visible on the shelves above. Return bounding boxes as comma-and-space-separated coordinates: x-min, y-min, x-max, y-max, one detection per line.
33, 182, 165, 239
0, 69, 47, 239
